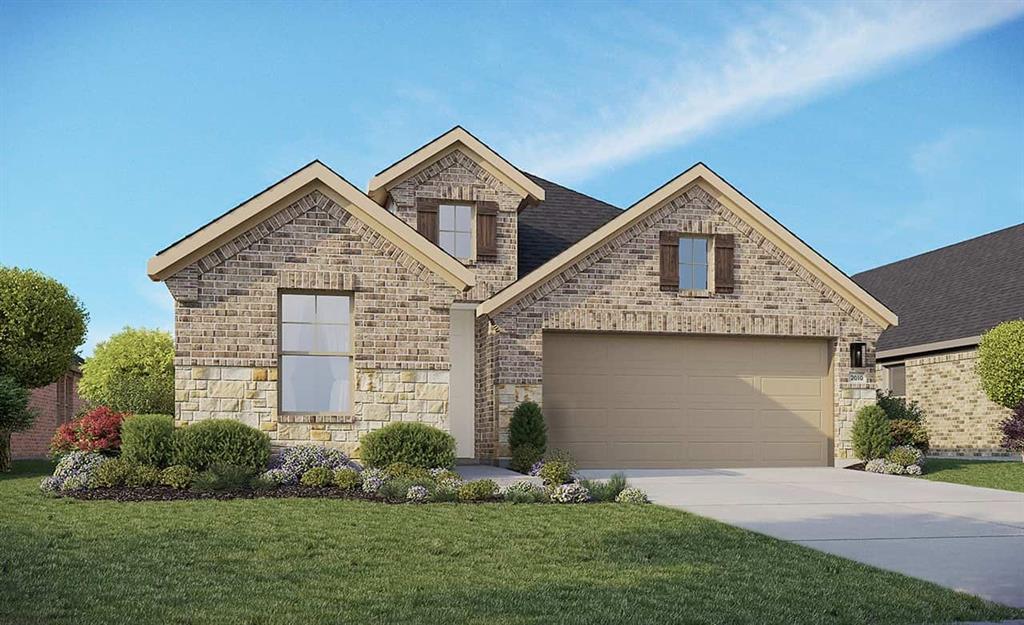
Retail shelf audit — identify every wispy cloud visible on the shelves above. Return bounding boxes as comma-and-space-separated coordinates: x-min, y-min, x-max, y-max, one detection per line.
910, 127, 984, 176
513, 1, 1024, 182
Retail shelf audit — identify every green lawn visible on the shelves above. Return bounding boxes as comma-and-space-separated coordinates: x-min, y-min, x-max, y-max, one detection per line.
921, 457, 1024, 492
2, 461, 1020, 625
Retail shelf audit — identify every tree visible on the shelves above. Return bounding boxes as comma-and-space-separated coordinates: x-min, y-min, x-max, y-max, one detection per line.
976, 320, 1024, 409
79, 327, 175, 414
0, 266, 87, 471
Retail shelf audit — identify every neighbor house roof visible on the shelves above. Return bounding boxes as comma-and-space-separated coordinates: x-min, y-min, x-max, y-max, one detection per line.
853, 223, 1024, 358
479, 162, 899, 329
147, 160, 475, 290
517, 173, 623, 277
367, 126, 545, 205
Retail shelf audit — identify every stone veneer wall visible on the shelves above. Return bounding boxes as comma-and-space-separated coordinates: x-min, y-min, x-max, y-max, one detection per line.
479, 184, 883, 461
905, 349, 1011, 457
386, 148, 522, 301
165, 189, 459, 454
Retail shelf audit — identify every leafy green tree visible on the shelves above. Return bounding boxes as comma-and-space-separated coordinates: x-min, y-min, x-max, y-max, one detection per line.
0, 376, 37, 471
977, 320, 1024, 409
79, 328, 174, 414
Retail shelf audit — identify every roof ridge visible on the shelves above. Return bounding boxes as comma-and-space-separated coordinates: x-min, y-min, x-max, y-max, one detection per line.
854, 222, 1024, 277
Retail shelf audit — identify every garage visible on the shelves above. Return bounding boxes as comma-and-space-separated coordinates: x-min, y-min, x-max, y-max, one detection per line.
542, 332, 834, 468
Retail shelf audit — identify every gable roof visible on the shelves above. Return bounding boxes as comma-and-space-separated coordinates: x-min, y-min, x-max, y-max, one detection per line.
147, 160, 475, 290
367, 126, 545, 204
853, 223, 1024, 357
517, 173, 623, 277
479, 162, 898, 328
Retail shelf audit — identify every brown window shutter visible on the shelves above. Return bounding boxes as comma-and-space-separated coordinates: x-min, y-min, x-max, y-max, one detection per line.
416, 197, 439, 243
659, 231, 680, 290
476, 201, 498, 258
714, 233, 735, 293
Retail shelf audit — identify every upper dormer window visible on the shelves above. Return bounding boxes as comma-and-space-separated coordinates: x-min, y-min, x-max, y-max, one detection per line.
678, 236, 709, 290
439, 203, 473, 259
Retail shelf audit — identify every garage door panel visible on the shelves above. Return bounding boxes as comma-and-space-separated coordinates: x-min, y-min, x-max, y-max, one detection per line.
762, 408, 826, 430
688, 442, 760, 462
761, 376, 823, 397
763, 441, 826, 463
612, 442, 687, 464
687, 375, 758, 397
689, 408, 757, 428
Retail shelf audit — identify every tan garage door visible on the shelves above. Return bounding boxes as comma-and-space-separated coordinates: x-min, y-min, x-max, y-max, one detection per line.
543, 332, 833, 468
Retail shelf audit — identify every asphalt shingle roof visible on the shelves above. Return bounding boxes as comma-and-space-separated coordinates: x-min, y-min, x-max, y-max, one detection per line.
852, 223, 1024, 354
517, 173, 623, 277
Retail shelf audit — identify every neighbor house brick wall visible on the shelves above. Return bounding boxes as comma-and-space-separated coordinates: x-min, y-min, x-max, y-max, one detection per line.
11, 369, 84, 459
480, 184, 883, 461
167, 189, 460, 453
386, 148, 521, 301
904, 349, 1011, 457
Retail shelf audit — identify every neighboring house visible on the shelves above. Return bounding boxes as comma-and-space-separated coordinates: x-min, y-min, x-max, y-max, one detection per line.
148, 126, 897, 468
854, 224, 1024, 457
11, 356, 85, 459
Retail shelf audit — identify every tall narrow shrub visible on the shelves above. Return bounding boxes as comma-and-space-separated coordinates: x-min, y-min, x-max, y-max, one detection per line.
852, 405, 893, 461
509, 401, 547, 454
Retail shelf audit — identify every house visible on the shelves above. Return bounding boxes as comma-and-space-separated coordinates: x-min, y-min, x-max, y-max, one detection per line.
148, 126, 897, 468
853, 224, 1024, 457
11, 356, 85, 459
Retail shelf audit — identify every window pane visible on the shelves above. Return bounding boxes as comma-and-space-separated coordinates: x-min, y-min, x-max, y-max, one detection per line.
679, 237, 692, 261
316, 323, 349, 353
455, 232, 472, 258
439, 205, 454, 231
316, 295, 349, 324
439, 231, 455, 255
456, 205, 471, 232
281, 322, 315, 352
693, 265, 707, 290
889, 364, 906, 396
280, 355, 349, 413
692, 238, 707, 264
679, 267, 693, 290
281, 294, 315, 322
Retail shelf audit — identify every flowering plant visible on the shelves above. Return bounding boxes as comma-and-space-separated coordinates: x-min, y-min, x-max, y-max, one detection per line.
615, 487, 649, 504
268, 444, 355, 484
39, 451, 111, 493
361, 467, 385, 494
549, 481, 590, 504
50, 406, 126, 455
406, 485, 429, 502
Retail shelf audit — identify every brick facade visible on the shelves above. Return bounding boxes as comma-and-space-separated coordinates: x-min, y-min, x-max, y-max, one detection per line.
478, 184, 883, 461
11, 369, 84, 459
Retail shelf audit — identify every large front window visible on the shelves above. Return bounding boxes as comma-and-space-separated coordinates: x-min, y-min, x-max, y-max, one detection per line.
439, 203, 473, 259
279, 292, 351, 414
678, 236, 708, 290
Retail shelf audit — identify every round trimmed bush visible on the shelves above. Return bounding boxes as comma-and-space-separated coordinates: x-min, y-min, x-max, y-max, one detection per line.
78, 327, 173, 414
160, 465, 197, 490
300, 466, 334, 487
92, 458, 132, 488
359, 422, 455, 469
457, 479, 499, 502
333, 468, 361, 490
171, 419, 270, 472
852, 404, 892, 460
977, 320, 1024, 409
124, 464, 162, 487
538, 459, 574, 486
120, 414, 175, 467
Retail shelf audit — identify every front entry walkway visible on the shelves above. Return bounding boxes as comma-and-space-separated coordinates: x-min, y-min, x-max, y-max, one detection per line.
579, 466, 1024, 608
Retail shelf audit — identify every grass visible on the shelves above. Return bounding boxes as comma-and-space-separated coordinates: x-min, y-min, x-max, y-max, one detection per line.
2, 460, 1021, 625
921, 457, 1024, 492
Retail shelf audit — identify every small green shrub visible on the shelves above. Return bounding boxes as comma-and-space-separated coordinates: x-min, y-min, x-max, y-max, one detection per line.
457, 479, 499, 501
383, 462, 432, 482
503, 480, 546, 504
886, 445, 924, 469
430, 485, 459, 503
172, 419, 270, 472
510, 444, 542, 474
360, 422, 455, 469
191, 463, 255, 492
581, 473, 628, 502
852, 405, 893, 460
538, 459, 575, 486
124, 464, 162, 487
300, 466, 334, 487
890, 418, 930, 451
91, 458, 132, 488
160, 465, 197, 490
509, 400, 547, 454
250, 475, 278, 491
876, 390, 924, 422
379, 478, 414, 501
120, 414, 175, 467
333, 468, 361, 490
977, 320, 1024, 408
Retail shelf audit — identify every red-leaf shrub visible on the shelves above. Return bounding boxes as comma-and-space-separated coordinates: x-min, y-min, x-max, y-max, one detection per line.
1001, 402, 1024, 461
50, 406, 127, 455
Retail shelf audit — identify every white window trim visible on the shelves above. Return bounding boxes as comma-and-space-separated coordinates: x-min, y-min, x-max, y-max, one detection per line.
278, 291, 354, 416
438, 202, 475, 261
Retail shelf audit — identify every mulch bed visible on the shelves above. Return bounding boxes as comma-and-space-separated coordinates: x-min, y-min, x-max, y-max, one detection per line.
67, 486, 400, 503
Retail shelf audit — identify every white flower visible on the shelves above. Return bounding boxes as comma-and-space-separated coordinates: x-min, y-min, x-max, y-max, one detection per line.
406, 485, 429, 502
615, 487, 649, 504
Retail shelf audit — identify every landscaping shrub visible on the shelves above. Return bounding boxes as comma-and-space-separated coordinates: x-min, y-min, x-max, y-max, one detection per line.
270, 444, 354, 484
50, 406, 126, 456
851, 405, 892, 460
360, 422, 455, 469
333, 468, 361, 490
503, 480, 546, 504
428, 467, 461, 489
250, 474, 278, 491
39, 451, 110, 493
124, 464, 162, 488
580, 472, 627, 502
509, 400, 546, 456
92, 458, 132, 488
615, 487, 650, 504
160, 465, 197, 490
538, 459, 574, 486
258, 468, 293, 485
120, 414, 175, 467
360, 468, 386, 494
550, 481, 590, 504
865, 458, 906, 475
300, 466, 334, 487
191, 463, 256, 492
430, 485, 459, 503
457, 479, 499, 501
383, 462, 432, 482
890, 418, 930, 452
1000, 402, 1024, 461
876, 390, 924, 421
406, 485, 429, 502
379, 478, 416, 500
510, 444, 542, 475
886, 445, 924, 469
78, 327, 174, 414
172, 419, 270, 472
977, 320, 1024, 408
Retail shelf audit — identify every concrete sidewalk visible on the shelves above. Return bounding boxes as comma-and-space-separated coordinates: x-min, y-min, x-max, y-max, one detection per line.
579, 466, 1024, 608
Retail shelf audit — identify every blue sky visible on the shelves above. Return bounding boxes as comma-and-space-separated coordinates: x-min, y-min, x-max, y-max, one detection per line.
2, 1, 1022, 355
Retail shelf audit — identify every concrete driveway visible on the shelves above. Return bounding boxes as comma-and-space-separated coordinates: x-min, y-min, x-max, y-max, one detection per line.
579, 466, 1024, 608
